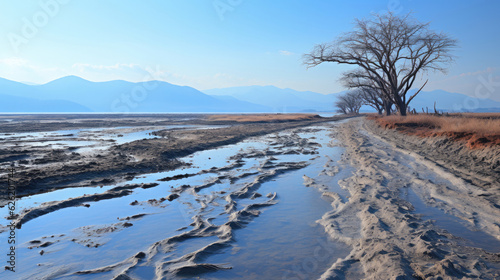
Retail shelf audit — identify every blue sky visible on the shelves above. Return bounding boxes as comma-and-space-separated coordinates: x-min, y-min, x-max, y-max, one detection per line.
0, 0, 499, 100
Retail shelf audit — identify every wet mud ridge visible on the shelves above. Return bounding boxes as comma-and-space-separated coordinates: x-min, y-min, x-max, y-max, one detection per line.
67, 131, 322, 279
315, 119, 500, 279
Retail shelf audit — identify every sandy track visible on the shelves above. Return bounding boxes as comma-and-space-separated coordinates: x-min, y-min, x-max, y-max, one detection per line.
315, 119, 500, 279
366, 118, 500, 191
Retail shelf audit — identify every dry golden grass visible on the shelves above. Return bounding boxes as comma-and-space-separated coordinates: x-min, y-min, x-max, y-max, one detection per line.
449, 113, 500, 119
372, 114, 500, 148
207, 114, 320, 122
377, 115, 500, 135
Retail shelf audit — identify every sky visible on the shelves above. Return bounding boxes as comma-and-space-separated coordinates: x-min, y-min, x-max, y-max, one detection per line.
0, 0, 499, 101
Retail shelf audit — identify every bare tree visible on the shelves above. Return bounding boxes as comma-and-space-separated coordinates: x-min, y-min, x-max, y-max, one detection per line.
304, 12, 457, 116
335, 90, 363, 114
360, 87, 384, 115
340, 70, 394, 115
334, 99, 348, 114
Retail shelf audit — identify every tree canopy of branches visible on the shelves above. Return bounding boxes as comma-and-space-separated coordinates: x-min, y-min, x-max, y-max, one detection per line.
359, 87, 385, 115
335, 90, 363, 114
340, 70, 394, 115
304, 12, 457, 116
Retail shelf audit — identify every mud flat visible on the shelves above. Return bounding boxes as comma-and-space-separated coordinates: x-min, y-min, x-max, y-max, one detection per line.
0, 118, 355, 279
0, 114, 348, 199
2, 114, 497, 279
316, 118, 500, 279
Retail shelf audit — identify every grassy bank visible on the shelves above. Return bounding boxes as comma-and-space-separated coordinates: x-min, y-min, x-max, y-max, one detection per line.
369, 114, 500, 149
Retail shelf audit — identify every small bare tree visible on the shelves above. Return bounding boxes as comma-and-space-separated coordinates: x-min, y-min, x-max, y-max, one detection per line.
334, 99, 348, 114
360, 87, 385, 115
304, 12, 457, 116
340, 69, 394, 115
335, 90, 363, 114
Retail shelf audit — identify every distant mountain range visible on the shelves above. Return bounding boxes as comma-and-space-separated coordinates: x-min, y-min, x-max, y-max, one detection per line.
0, 93, 91, 112
0, 76, 499, 113
0, 76, 268, 113
203, 86, 342, 112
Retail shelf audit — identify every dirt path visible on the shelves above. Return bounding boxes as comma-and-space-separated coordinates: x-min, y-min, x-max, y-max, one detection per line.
366, 118, 500, 191
316, 118, 500, 279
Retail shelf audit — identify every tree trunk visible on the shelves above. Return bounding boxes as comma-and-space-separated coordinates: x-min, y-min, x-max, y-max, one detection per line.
383, 100, 392, 116
393, 96, 407, 116
399, 103, 407, 116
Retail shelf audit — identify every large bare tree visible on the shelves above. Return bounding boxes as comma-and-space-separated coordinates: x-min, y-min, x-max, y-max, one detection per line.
304, 12, 457, 116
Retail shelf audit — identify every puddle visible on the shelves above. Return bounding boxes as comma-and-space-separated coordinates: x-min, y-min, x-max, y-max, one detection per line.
203, 153, 351, 280
402, 187, 500, 253
0, 125, 200, 153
